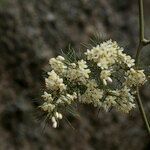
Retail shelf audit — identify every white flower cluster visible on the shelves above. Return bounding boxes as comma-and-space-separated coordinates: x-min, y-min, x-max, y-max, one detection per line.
125, 68, 146, 86
103, 87, 135, 113
85, 40, 118, 69
66, 60, 91, 84
85, 40, 135, 69
80, 79, 103, 107
40, 40, 147, 128
49, 56, 67, 75
45, 70, 66, 92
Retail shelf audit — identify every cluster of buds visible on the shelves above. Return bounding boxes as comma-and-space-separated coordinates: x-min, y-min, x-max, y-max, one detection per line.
51, 112, 63, 128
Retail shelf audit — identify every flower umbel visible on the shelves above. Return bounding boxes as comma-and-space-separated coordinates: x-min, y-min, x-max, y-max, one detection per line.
40, 40, 147, 128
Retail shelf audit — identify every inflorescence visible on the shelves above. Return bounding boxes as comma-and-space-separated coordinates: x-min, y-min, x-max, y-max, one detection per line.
40, 40, 147, 128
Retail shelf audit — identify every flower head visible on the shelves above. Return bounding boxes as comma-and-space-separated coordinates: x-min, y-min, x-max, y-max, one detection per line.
40, 40, 147, 128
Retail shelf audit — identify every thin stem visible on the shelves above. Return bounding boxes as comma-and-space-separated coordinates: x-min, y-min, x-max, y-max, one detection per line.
135, 0, 150, 135
136, 87, 150, 134
135, 43, 143, 67
139, 0, 144, 41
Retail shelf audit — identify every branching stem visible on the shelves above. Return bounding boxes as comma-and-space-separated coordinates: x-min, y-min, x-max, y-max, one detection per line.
135, 0, 150, 135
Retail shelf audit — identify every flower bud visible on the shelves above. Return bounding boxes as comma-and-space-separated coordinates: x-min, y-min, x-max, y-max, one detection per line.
107, 77, 112, 83
57, 56, 65, 61
103, 79, 107, 85
55, 112, 59, 118
58, 113, 63, 119
52, 121, 57, 128
51, 116, 56, 123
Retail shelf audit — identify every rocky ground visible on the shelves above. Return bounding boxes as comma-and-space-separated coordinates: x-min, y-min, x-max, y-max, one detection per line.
0, 0, 150, 149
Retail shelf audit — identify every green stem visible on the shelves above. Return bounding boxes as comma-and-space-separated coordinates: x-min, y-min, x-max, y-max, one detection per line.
135, 0, 150, 135
138, 0, 144, 41
136, 87, 150, 134
135, 43, 143, 67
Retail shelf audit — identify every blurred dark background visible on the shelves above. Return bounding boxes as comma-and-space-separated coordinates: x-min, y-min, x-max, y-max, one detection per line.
0, 0, 150, 150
